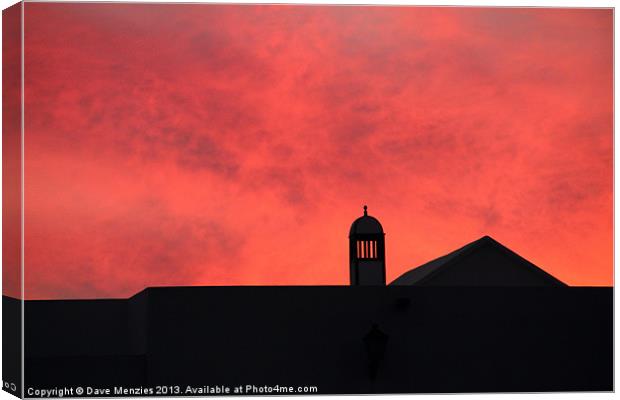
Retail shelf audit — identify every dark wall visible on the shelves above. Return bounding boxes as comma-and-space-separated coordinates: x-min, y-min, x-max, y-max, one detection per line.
142, 286, 612, 393
25, 299, 130, 357
23, 297, 146, 388
21, 286, 613, 394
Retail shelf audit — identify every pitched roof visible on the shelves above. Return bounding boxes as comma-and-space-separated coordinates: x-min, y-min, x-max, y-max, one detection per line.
389, 235, 566, 286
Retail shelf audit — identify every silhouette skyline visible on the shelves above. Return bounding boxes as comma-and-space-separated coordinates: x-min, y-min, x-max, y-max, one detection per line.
3, 205, 606, 396
349, 205, 566, 287
4, 204, 570, 300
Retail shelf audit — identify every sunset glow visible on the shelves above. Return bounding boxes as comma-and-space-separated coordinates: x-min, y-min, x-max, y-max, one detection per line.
13, 4, 613, 299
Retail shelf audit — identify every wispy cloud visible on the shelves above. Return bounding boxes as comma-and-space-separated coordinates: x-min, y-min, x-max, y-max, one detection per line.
17, 4, 612, 298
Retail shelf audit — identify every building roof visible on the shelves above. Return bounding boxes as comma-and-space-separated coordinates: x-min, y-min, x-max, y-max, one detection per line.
390, 235, 566, 286
349, 205, 384, 236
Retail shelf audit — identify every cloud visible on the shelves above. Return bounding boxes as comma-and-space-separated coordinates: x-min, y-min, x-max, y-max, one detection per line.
16, 4, 612, 298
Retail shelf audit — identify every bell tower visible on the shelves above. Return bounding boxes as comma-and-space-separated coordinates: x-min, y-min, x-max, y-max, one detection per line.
349, 205, 386, 286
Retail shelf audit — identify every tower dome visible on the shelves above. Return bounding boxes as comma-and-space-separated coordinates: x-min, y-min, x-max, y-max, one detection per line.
349, 205, 384, 236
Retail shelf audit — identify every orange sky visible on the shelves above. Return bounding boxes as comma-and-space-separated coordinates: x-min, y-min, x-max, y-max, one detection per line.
11, 4, 613, 299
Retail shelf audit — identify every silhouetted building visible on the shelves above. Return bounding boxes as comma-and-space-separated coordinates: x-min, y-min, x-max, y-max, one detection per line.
350, 206, 386, 286
392, 236, 566, 286
9, 286, 612, 394
348, 206, 563, 287
6, 209, 607, 397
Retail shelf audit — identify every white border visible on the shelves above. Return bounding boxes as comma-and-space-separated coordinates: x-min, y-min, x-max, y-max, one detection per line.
0, 2, 615, 400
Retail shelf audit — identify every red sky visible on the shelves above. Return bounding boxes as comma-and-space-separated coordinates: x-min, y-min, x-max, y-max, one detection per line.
13, 4, 613, 299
